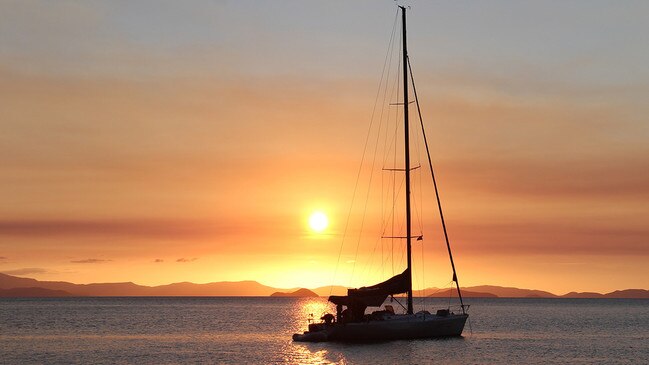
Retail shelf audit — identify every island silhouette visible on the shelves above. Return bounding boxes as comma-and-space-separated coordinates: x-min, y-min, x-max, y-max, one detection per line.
1, 273, 647, 298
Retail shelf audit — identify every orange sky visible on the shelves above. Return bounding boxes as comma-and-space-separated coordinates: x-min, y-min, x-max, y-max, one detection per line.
1, 2, 648, 294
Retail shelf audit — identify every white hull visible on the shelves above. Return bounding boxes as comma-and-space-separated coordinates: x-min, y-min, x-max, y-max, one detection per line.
293, 312, 468, 342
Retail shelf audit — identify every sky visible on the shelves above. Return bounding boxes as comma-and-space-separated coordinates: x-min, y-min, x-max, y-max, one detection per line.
1, 1, 648, 294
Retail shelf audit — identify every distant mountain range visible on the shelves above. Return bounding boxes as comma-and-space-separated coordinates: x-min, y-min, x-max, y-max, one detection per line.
1, 273, 648, 298
424, 288, 497, 298
0, 287, 74, 298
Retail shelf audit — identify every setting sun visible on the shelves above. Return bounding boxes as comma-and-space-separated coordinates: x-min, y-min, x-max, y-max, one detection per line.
308, 211, 329, 233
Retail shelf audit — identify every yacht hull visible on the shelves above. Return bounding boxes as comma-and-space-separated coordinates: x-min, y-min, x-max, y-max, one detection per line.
293, 313, 468, 342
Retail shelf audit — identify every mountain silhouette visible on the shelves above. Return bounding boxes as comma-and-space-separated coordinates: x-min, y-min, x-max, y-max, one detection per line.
0, 287, 73, 297
425, 288, 497, 298
1, 273, 647, 298
270, 288, 319, 297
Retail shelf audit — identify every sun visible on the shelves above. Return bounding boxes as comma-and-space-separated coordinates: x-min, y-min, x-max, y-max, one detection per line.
308, 211, 329, 233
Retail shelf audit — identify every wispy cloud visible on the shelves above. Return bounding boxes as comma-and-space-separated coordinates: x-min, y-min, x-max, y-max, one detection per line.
437, 221, 649, 256
70, 258, 111, 264
2, 267, 49, 275
0, 219, 241, 239
176, 257, 197, 263
439, 156, 649, 199
153, 258, 164, 263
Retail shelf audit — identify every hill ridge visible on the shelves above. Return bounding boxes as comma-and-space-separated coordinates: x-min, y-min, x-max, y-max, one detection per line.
270, 288, 319, 297
1, 273, 647, 298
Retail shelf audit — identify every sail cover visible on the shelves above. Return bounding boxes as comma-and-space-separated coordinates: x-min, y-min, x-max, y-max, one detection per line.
329, 269, 410, 307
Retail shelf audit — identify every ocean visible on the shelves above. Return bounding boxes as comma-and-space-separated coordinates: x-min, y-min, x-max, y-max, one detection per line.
1, 297, 647, 364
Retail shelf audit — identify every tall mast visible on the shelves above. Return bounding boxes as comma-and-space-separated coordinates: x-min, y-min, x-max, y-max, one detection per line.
400, 5, 413, 315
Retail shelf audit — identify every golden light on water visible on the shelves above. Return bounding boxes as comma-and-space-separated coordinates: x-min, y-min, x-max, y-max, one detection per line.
295, 298, 335, 327
285, 345, 332, 365
286, 298, 340, 364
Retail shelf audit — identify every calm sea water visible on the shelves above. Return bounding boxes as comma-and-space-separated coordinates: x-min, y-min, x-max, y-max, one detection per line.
1, 297, 647, 364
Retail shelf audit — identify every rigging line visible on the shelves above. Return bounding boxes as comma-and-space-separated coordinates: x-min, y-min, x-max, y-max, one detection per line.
349, 65, 392, 288
380, 122, 399, 230
408, 56, 466, 314
380, 173, 406, 269
381, 170, 384, 279
410, 183, 423, 235
421, 225, 426, 305
328, 9, 400, 297
377, 9, 399, 175
362, 176, 403, 282
380, 121, 395, 274
416, 125, 424, 234
411, 169, 424, 306
349, 9, 400, 287
391, 159, 395, 277
381, 37, 403, 168
380, 116, 399, 221
381, 113, 401, 275
358, 235, 384, 287
381, 22, 399, 273
468, 315, 474, 336
428, 280, 453, 296
383, 27, 401, 275
379, 86, 396, 268
380, 169, 405, 236
380, 107, 401, 167
397, 236, 406, 272
391, 32, 402, 276
365, 168, 406, 283
409, 92, 424, 235
348, 109, 387, 286
391, 295, 407, 312
379, 11, 399, 169
380, 11, 399, 278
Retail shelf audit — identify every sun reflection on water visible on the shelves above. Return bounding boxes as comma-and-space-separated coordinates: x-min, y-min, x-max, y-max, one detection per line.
283, 344, 334, 365
289, 298, 336, 334
282, 298, 344, 364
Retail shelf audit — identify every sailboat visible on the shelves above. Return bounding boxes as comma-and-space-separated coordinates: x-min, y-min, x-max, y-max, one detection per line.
293, 6, 468, 342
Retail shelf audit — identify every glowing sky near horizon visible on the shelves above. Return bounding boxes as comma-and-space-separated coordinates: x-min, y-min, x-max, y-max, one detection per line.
1, 1, 648, 294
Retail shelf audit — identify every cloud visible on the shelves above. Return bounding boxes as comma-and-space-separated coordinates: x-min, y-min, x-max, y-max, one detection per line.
176, 257, 197, 263
0, 219, 241, 239
435, 221, 649, 256
153, 259, 164, 263
70, 258, 111, 264
439, 156, 649, 199
2, 267, 49, 275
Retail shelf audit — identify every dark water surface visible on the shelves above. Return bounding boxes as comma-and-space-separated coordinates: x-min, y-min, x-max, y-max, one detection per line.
1, 297, 647, 364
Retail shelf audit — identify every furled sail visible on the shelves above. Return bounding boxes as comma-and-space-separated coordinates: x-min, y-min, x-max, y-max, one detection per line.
329, 269, 410, 308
